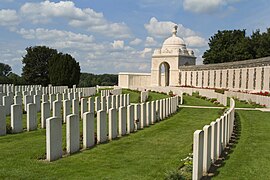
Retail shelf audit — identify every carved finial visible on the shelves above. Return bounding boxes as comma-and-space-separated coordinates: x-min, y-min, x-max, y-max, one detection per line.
172, 25, 178, 36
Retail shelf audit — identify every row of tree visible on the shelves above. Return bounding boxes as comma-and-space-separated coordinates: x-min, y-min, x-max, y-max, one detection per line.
22, 46, 80, 87
203, 28, 270, 64
79, 73, 118, 87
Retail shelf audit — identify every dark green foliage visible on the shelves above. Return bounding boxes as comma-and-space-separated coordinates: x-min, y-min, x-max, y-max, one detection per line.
0, 62, 11, 76
7, 73, 26, 85
79, 73, 118, 87
0, 62, 25, 84
49, 53, 81, 87
203, 28, 270, 64
22, 46, 57, 86
21, 46, 80, 86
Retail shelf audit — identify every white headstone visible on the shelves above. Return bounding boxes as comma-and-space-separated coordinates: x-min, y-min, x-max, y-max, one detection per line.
109, 108, 117, 140
127, 105, 134, 134
97, 110, 107, 143
0, 106, 6, 136
63, 99, 71, 123
27, 103, 37, 131
41, 102, 50, 129
53, 100, 62, 118
11, 104, 23, 133
46, 117, 62, 161
193, 130, 204, 180
119, 106, 127, 136
83, 112, 95, 148
66, 114, 80, 154
81, 98, 88, 118
72, 99, 79, 115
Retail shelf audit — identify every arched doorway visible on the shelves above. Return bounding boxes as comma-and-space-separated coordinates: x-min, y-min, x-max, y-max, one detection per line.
159, 62, 170, 86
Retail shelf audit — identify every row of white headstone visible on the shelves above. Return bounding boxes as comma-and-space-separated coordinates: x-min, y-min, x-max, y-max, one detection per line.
0, 92, 128, 136
100, 89, 122, 97
46, 96, 179, 161
192, 98, 235, 180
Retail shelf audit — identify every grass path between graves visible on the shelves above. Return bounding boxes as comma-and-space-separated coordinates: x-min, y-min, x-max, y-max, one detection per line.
183, 94, 221, 107
212, 110, 270, 179
0, 107, 222, 179
122, 89, 169, 103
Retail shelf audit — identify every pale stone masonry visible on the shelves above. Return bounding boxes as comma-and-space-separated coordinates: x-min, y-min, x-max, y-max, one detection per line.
66, 114, 80, 154
88, 97, 94, 113
27, 103, 37, 131
97, 110, 107, 143
11, 104, 23, 133
109, 108, 117, 140
83, 112, 95, 148
193, 130, 204, 180
72, 99, 79, 115
203, 125, 212, 175
210, 121, 217, 162
46, 117, 62, 162
118, 106, 127, 136
127, 105, 134, 134
0, 106, 6, 136
134, 104, 141, 130
41, 102, 50, 129
53, 100, 62, 118
81, 98, 88, 118
63, 100, 71, 123
140, 103, 146, 129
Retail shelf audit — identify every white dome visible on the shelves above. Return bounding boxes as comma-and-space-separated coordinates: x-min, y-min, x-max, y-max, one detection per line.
163, 36, 185, 48
162, 25, 186, 49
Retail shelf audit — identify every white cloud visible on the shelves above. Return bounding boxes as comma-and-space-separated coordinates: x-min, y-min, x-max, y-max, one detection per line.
145, 36, 158, 47
111, 40, 125, 49
0, 9, 19, 26
144, 17, 196, 38
184, 36, 208, 48
183, 0, 241, 14
140, 48, 152, 58
129, 38, 142, 46
144, 17, 208, 49
20, 0, 132, 39
17, 28, 94, 43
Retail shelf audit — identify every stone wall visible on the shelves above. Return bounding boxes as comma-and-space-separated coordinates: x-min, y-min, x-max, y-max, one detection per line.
118, 72, 151, 88
179, 57, 270, 92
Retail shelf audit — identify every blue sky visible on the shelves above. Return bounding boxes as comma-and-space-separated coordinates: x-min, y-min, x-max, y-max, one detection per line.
0, 0, 270, 75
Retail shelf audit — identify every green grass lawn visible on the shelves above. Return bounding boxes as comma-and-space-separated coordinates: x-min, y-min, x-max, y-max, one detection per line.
0, 108, 221, 179
122, 89, 170, 103
233, 99, 264, 108
183, 95, 220, 107
213, 110, 270, 179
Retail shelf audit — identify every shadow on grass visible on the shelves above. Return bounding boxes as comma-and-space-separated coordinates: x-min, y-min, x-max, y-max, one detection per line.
202, 112, 242, 179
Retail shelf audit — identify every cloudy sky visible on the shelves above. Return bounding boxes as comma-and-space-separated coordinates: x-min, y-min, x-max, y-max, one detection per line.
0, 0, 270, 75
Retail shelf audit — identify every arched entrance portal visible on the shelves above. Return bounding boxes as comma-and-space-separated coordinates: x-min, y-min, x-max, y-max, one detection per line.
159, 62, 170, 86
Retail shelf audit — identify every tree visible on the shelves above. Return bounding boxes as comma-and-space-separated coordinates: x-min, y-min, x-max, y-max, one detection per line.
22, 46, 57, 86
250, 28, 270, 58
203, 30, 253, 64
78, 73, 118, 87
7, 73, 26, 85
0, 62, 12, 76
203, 28, 270, 64
48, 53, 81, 87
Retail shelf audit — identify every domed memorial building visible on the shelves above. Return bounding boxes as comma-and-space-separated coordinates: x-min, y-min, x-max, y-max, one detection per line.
151, 25, 196, 86
119, 25, 270, 92
119, 25, 196, 88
